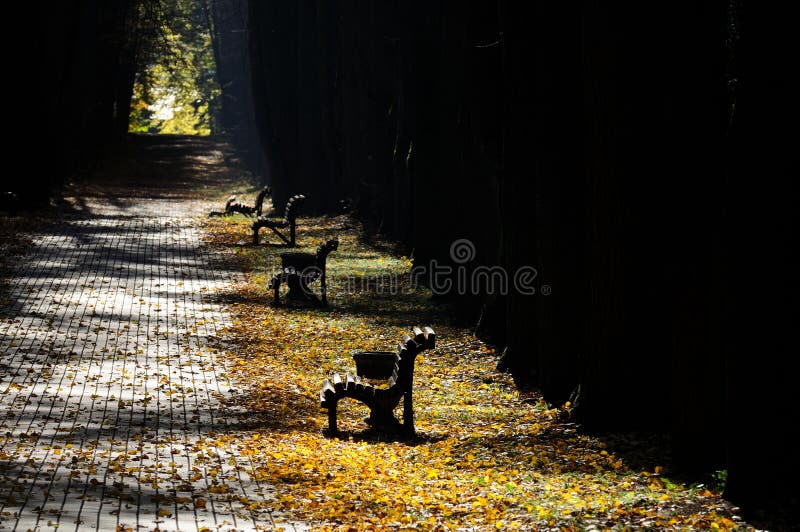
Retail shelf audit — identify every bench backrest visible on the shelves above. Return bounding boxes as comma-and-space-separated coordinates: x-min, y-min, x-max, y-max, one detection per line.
284, 194, 306, 223
254, 186, 272, 216
392, 327, 436, 391
315, 239, 339, 263
224, 195, 236, 211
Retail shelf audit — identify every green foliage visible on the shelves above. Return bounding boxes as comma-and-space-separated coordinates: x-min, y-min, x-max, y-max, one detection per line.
129, 0, 220, 135
711, 469, 728, 493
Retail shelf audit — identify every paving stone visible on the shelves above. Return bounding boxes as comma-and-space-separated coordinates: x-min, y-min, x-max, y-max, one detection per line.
0, 154, 305, 531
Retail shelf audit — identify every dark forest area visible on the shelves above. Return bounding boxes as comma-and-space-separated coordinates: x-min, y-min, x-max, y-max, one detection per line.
4, 0, 796, 525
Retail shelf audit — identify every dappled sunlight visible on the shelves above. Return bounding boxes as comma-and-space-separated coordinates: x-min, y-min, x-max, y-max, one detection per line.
22, 0, 795, 525
202, 197, 744, 530
0, 137, 304, 530
128, 0, 220, 136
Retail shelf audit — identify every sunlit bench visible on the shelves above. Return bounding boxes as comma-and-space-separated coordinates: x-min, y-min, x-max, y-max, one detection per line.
252, 194, 305, 246
320, 326, 436, 436
209, 186, 271, 217
269, 239, 339, 307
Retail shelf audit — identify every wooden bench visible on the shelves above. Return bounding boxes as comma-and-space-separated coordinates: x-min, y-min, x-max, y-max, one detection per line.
269, 239, 339, 306
320, 326, 436, 436
251, 194, 306, 246
209, 186, 271, 217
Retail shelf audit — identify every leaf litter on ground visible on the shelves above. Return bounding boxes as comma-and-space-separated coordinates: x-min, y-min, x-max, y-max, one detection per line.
199, 191, 748, 531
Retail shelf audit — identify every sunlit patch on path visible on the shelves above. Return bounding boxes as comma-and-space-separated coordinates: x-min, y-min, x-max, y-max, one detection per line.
0, 140, 300, 531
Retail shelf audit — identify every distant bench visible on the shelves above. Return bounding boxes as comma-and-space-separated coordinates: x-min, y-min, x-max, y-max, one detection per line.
269, 239, 338, 307
252, 194, 306, 247
209, 186, 271, 217
320, 326, 436, 436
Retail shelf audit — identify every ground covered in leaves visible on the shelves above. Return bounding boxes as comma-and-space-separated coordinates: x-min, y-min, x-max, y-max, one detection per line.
201, 187, 749, 531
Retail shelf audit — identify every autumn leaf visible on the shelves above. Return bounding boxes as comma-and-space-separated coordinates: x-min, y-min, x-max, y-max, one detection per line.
197, 211, 745, 530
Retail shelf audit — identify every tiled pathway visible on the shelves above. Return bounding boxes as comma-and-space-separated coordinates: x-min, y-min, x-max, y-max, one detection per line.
0, 139, 296, 531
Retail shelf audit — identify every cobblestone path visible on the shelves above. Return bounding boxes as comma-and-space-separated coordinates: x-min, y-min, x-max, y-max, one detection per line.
0, 137, 295, 531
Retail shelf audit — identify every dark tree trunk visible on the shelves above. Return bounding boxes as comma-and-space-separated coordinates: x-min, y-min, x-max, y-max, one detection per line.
7, 0, 136, 202
722, 3, 798, 516
248, 1, 299, 208
240, 2, 797, 519
211, 0, 257, 154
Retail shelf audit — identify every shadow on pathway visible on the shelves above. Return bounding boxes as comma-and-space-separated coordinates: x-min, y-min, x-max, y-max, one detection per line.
0, 135, 304, 532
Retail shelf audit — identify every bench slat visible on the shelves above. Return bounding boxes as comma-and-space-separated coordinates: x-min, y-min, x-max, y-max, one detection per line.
401, 334, 415, 351
423, 326, 436, 348
332, 372, 344, 392
322, 378, 336, 400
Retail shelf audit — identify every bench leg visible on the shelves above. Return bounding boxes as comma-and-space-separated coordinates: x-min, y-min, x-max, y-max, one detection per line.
272, 278, 281, 306
300, 278, 322, 306
327, 402, 338, 435
366, 407, 401, 430
402, 389, 415, 436
270, 227, 291, 246
286, 275, 305, 301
